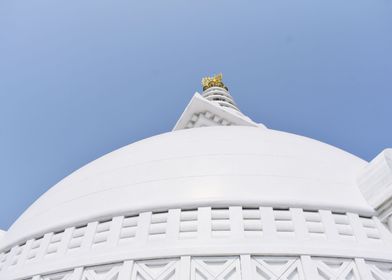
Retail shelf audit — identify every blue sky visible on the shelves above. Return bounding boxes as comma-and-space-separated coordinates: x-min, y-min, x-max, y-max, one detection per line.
0, 0, 391, 230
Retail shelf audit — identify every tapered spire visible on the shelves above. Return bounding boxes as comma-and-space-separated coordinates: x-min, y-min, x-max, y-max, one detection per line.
201, 73, 239, 112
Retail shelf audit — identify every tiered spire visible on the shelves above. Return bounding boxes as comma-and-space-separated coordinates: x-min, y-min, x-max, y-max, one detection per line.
201, 73, 239, 112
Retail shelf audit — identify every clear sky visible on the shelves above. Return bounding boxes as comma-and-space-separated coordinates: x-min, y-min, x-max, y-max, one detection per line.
0, 0, 391, 230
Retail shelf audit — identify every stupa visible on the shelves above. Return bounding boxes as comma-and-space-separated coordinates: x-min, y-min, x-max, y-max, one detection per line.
0, 74, 391, 280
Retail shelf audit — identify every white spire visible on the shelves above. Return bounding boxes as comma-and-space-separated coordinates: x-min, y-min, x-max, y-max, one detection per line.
173, 73, 264, 131
201, 86, 240, 112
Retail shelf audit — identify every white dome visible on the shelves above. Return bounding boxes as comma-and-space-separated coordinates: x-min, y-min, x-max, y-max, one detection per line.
1, 126, 371, 249
1, 91, 391, 280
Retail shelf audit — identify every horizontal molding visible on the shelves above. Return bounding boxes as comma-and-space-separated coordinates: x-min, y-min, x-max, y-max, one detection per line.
1, 205, 392, 279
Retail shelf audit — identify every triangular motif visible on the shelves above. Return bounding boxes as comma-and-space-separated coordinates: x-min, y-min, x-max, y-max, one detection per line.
82, 264, 122, 280
314, 258, 360, 280
251, 256, 304, 280
337, 262, 360, 280
132, 258, 179, 280
279, 260, 305, 280
191, 257, 240, 280
254, 265, 277, 280
367, 261, 392, 280
253, 257, 296, 276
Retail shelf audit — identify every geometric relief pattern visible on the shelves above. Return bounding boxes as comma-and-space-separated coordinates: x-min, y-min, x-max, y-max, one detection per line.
251, 256, 305, 280
132, 258, 180, 280
41, 271, 75, 280
185, 111, 232, 129
366, 261, 392, 280
190, 256, 241, 280
10, 256, 392, 280
313, 258, 360, 280
82, 263, 122, 280
0, 207, 386, 274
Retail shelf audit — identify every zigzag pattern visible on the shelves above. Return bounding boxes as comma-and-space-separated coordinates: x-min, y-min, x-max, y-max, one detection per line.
132, 259, 179, 280
252, 256, 304, 280
82, 264, 122, 280
313, 258, 360, 280
29, 255, 392, 280
191, 256, 241, 280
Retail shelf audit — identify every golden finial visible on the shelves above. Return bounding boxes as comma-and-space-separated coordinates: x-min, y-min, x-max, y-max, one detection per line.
201, 73, 228, 91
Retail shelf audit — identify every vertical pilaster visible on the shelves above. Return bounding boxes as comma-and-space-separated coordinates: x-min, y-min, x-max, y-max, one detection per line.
179, 256, 191, 280
118, 260, 134, 280
36, 232, 52, 260
319, 210, 339, 241
81, 222, 97, 252
15, 239, 33, 268
240, 255, 253, 279
136, 212, 151, 244
71, 267, 84, 280
260, 207, 276, 238
300, 255, 320, 280
230, 206, 244, 239
355, 258, 373, 280
347, 213, 367, 243
167, 209, 181, 241
107, 216, 123, 248
198, 207, 211, 241
58, 227, 73, 256
291, 208, 308, 239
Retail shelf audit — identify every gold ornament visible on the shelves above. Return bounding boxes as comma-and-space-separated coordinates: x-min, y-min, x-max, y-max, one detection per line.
201, 73, 228, 91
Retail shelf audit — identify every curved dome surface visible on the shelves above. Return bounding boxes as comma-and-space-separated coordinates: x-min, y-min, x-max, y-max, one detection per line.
1, 126, 371, 249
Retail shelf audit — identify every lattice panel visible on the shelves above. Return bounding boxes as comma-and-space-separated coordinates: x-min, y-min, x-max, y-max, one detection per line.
26, 237, 43, 262
313, 257, 360, 280
366, 260, 392, 280
7, 255, 392, 280
191, 256, 241, 280
46, 231, 65, 256
304, 210, 325, 238
179, 209, 198, 239
68, 225, 87, 251
273, 209, 295, 237
132, 258, 180, 280
9, 242, 26, 267
119, 215, 138, 243
0, 206, 391, 274
251, 256, 304, 280
82, 263, 122, 280
360, 217, 382, 241
149, 211, 169, 240
332, 213, 355, 241
242, 208, 263, 238
92, 219, 112, 248
211, 208, 231, 238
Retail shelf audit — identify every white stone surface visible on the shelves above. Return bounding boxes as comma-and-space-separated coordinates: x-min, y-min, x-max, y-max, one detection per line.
0, 126, 371, 251
4, 255, 392, 280
173, 93, 261, 130
358, 149, 392, 221
1, 89, 391, 280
